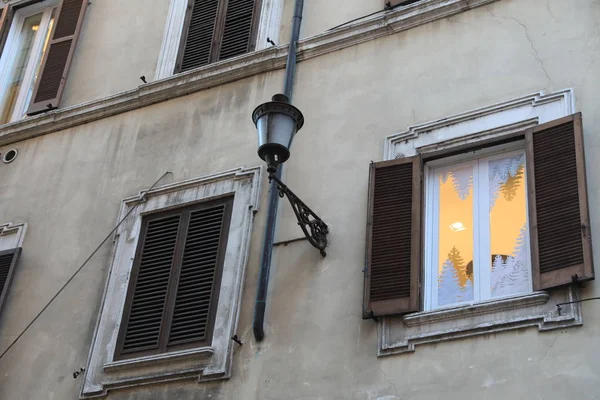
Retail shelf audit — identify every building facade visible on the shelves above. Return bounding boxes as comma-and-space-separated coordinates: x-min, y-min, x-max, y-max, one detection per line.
0, 0, 599, 398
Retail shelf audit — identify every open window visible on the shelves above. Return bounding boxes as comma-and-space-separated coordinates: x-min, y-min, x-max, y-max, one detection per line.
0, 0, 88, 122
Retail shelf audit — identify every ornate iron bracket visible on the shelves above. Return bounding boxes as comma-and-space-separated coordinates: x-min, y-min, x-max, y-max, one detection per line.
269, 173, 329, 257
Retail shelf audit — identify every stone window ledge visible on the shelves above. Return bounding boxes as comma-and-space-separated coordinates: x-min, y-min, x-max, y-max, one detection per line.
403, 291, 550, 327
379, 286, 582, 357
103, 347, 214, 373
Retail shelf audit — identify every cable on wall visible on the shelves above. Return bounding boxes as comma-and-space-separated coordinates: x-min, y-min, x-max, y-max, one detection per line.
0, 171, 172, 362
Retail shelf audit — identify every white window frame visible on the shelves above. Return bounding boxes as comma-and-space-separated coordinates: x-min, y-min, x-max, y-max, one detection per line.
154, 0, 284, 80
81, 167, 262, 399
0, 0, 58, 123
423, 143, 533, 311
0, 221, 27, 251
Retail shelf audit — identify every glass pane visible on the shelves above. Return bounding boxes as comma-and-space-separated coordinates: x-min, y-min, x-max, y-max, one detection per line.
437, 165, 475, 306
489, 153, 530, 297
0, 13, 43, 123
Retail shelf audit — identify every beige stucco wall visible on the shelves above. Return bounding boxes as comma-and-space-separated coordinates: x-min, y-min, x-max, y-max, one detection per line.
1, 0, 599, 399
61, 0, 385, 108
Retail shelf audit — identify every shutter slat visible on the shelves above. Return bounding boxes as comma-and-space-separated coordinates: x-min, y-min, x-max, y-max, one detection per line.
27, 0, 88, 115
53, 0, 84, 38
218, 0, 256, 61
121, 215, 181, 353
364, 158, 421, 317
168, 203, 230, 346
180, 0, 220, 71
527, 113, 594, 290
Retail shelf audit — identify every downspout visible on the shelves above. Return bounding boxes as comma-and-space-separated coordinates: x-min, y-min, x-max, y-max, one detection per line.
253, 0, 304, 342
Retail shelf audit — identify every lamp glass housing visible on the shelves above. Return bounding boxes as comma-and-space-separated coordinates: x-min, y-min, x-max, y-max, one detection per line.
253, 94, 304, 173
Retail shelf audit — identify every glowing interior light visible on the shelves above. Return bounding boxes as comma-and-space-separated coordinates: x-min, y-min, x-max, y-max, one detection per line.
32, 25, 39, 31
449, 222, 466, 232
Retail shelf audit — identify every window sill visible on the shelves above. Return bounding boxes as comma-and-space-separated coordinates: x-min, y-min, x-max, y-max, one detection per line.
378, 285, 582, 357
403, 292, 550, 327
103, 347, 214, 373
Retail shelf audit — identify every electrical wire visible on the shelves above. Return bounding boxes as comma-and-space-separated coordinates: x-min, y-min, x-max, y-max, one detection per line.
556, 296, 600, 314
0, 171, 172, 362
327, 0, 421, 31
328, 9, 388, 31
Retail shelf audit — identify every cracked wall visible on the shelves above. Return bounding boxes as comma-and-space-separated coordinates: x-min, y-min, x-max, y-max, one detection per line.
0, 0, 599, 399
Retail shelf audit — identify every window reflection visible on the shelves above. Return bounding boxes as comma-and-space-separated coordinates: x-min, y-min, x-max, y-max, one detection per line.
489, 154, 530, 297
0, 13, 44, 123
437, 165, 475, 306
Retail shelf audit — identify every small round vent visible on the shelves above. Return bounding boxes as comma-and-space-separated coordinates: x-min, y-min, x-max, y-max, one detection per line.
2, 149, 18, 164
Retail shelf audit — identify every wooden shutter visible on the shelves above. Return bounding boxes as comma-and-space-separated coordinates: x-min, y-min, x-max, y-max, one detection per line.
167, 203, 230, 346
115, 198, 232, 360
0, 248, 22, 316
526, 113, 594, 290
176, 0, 260, 73
217, 0, 260, 61
118, 213, 182, 356
364, 157, 421, 317
0, 5, 13, 58
27, 0, 88, 116
178, 0, 220, 72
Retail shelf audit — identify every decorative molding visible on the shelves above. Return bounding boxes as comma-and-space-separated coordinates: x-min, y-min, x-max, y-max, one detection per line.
385, 89, 575, 160
255, 0, 284, 51
403, 291, 550, 327
0, 0, 501, 147
80, 166, 262, 399
0, 221, 27, 250
153, 0, 188, 80
103, 347, 214, 373
379, 286, 582, 357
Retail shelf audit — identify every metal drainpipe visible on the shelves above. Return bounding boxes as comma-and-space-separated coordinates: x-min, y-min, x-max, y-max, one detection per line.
253, 0, 304, 342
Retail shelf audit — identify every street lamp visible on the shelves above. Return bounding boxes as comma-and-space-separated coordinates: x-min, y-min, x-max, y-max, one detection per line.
252, 94, 329, 256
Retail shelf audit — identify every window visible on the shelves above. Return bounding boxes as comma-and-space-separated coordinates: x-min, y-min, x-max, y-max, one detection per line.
175, 0, 261, 73
0, 0, 88, 121
368, 92, 593, 355
115, 198, 233, 360
154, 0, 282, 80
424, 145, 532, 311
0, 221, 26, 319
81, 167, 261, 398
0, 2, 56, 124
364, 113, 593, 318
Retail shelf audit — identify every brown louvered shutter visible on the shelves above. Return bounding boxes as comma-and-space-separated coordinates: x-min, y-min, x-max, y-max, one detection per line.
116, 198, 232, 360
118, 213, 182, 356
526, 113, 594, 290
178, 0, 220, 72
176, 0, 260, 73
217, 0, 260, 61
27, 0, 88, 115
364, 157, 421, 318
167, 202, 230, 346
0, 248, 22, 316
0, 5, 13, 58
